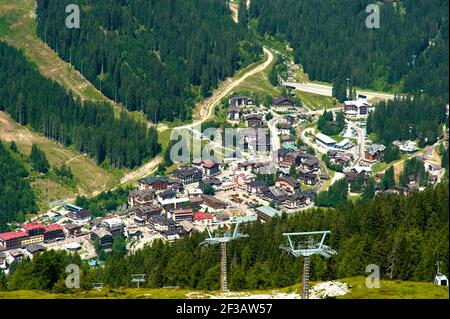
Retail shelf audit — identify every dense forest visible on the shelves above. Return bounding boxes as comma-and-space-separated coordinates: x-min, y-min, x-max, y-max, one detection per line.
0, 142, 37, 231
36, 0, 262, 122
250, 0, 449, 98
366, 95, 448, 146
2, 183, 447, 292
317, 110, 345, 136
0, 42, 160, 168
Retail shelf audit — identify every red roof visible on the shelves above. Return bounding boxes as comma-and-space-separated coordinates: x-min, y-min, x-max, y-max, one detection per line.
22, 222, 44, 231
0, 231, 28, 241
44, 224, 63, 232
194, 212, 213, 220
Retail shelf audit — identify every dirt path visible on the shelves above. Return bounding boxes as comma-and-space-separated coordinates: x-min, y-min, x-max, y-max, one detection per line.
118, 156, 163, 186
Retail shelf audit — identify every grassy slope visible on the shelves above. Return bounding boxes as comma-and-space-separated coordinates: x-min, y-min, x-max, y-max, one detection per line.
0, 112, 120, 210
0, 277, 447, 299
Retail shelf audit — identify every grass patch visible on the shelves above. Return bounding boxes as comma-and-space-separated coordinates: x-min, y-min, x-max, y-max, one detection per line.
371, 154, 410, 174
296, 90, 337, 110
336, 277, 449, 299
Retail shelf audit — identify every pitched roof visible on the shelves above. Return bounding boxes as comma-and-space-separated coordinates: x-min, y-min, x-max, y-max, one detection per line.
0, 231, 28, 241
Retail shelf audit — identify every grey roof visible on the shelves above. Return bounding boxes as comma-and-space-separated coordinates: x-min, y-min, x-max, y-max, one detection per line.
255, 206, 282, 218
26, 244, 46, 254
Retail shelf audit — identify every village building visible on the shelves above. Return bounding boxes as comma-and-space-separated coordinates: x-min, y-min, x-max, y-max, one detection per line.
193, 212, 213, 227
254, 206, 282, 222
169, 209, 194, 223
247, 180, 269, 195
279, 123, 292, 135
275, 176, 301, 193
102, 218, 125, 238
200, 177, 223, 192
227, 106, 242, 121
271, 96, 294, 111
66, 204, 92, 224
90, 229, 113, 249
25, 244, 46, 258
315, 133, 337, 149
300, 156, 320, 172
200, 194, 229, 210
173, 166, 203, 184
343, 98, 370, 118
202, 160, 221, 176
299, 172, 318, 186
365, 144, 387, 162
128, 189, 155, 207
64, 224, 82, 238
278, 148, 302, 168
134, 204, 163, 223
245, 114, 263, 128
229, 96, 254, 108
0, 231, 28, 249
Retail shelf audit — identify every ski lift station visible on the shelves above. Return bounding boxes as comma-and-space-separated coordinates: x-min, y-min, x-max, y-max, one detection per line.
434, 274, 448, 286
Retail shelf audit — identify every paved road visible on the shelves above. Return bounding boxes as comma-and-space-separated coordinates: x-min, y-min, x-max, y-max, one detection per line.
282, 81, 396, 101
346, 120, 366, 168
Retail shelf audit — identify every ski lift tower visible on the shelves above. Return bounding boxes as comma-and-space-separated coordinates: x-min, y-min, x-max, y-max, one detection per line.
200, 221, 248, 292
280, 231, 336, 299
131, 274, 146, 289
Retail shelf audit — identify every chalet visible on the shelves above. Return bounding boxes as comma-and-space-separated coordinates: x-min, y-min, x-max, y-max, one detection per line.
278, 148, 302, 168
149, 214, 177, 232
229, 96, 254, 108
365, 144, 386, 162
189, 196, 204, 210
161, 229, 185, 242
343, 98, 369, 118
299, 172, 318, 186
335, 153, 352, 167
257, 164, 278, 175
128, 189, 155, 207
275, 176, 300, 193
227, 106, 242, 121
285, 191, 315, 209
66, 204, 92, 224
134, 204, 163, 222
138, 176, 170, 191
266, 187, 288, 205
173, 166, 202, 184
158, 188, 177, 201
247, 180, 269, 194
9, 250, 24, 262
200, 177, 222, 191
102, 218, 125, 238
245, 114, 263, 128
301, 156, 320, 172
64, 224, 82, 237
281, 115, 295, 125
90, 229, 113, 249
201, 194, 229, 210
271, 96, 294, 111
202, 160, 221, 176
169, 209, 194, 223
193, 212, 213, 227
279, 123, 292, 135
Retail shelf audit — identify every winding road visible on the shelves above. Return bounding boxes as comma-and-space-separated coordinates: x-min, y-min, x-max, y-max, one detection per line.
119, 47, 275, 185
